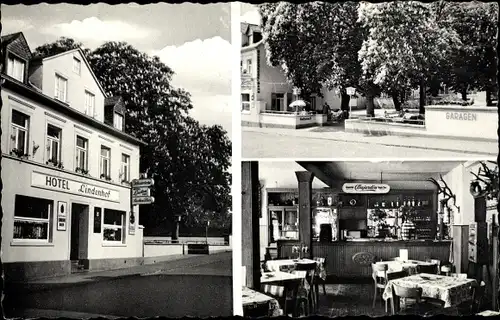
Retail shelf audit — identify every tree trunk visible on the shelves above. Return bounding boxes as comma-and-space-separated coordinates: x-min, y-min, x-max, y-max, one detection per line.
461, 87, 467, 101
340, 91, 351, 119
486, 90, 492, 106
391, 90, 402, 112
366, 94, 375, 117
419, 79, 426, 115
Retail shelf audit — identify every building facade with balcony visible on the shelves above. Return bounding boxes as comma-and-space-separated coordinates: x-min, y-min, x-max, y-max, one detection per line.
1, 32, 146, 281
240, 22, 352, 129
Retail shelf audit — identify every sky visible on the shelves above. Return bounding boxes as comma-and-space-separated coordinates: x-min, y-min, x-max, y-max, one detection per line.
2, 3, 233, 137
240, 3, 261, 25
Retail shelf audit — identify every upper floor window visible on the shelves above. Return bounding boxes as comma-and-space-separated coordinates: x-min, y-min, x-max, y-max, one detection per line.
73, 57, 81, 75
121, 154, 130, 183
75, 136, 89, 173
46, 124, 62, 164
246, 59, 252, 75
55, 74, 67, 102
10, 109, 30, 155
7, 55, 25, 82
114, 113, 124, 131
100, 146, 111, 179
85, 91, 95, 117
241, 93, 250, 111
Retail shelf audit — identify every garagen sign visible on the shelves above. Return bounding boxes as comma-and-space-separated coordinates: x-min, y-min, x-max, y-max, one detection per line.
31, 171, 120, 202
342, 183, 390, 194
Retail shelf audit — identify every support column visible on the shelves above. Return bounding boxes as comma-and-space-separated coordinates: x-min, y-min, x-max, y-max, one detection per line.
242, 161, 260, 289
296, 171, 314, 258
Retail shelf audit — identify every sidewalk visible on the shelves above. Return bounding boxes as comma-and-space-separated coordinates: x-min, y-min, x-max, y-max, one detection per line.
7, 251, 232, 292
243, 126, 497, 156
9, 308, 120, 319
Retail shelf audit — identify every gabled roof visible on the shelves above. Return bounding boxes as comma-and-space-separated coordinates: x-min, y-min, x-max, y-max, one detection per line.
41, 48, 108, 98
241, 22, 261, 35
105, 96, 122, 107
1, 32, 32, 58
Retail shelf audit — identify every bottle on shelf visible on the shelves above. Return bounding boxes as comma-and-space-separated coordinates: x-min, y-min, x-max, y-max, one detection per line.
381, 198, 386, 208
390, 199, 395, 208
396, 197, 400, 207
411, 197, 415, 207
417, 198, 421, 207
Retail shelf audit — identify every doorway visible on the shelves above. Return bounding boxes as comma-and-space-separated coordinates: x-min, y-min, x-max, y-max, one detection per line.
70, 203, 89, 272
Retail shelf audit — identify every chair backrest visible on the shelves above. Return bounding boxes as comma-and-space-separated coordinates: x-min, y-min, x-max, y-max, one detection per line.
262, 284, 285, 298
293, 262, 316, 287
372, 263, 388, 281
314, 257, 325, 264
392, 283, 423, 300
417, 264, 438, 274
387, 270, 408, 281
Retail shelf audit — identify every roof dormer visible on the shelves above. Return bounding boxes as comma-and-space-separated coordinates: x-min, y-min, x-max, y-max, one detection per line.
104, 96, 126, 132
1, 32, 32, 84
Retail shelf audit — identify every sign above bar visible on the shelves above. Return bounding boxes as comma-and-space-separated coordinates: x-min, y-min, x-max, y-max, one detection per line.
342, 183, 390, 194
31, 171, 120, 202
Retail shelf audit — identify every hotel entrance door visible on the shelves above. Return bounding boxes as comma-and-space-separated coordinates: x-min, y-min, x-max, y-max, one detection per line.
70, 203, 89, 272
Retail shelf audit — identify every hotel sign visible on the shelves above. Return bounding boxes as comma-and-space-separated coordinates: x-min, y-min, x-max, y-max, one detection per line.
342, 183, 390, 194
31, 171, 120, 202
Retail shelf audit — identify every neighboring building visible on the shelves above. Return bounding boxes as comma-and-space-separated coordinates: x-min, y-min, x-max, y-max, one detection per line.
241, 23, 355, 129
1, 32, 146, 281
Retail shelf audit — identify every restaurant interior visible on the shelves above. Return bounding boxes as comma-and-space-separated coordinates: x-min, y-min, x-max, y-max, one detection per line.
241, 160, 499, 317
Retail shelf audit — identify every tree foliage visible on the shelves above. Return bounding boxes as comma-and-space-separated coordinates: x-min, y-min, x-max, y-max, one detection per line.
34, 39, 232, 233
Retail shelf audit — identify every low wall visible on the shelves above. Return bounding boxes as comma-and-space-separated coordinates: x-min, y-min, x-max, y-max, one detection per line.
209, 245, 232, 254
425, 105, 498, 141
144, 236, 227, 245
345, 118, 427, 137
144, 243, 184, 257
242, 112, 326, 129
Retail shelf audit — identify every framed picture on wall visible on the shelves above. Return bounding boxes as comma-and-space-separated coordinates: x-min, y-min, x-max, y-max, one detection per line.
57, 201, 67, 231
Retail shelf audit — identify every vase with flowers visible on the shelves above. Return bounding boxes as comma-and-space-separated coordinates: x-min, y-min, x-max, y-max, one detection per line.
369, 208, 389, 238
399, 205, 417, 240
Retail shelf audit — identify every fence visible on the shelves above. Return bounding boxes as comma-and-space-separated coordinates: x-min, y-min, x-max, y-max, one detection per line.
143, 236, 232, 258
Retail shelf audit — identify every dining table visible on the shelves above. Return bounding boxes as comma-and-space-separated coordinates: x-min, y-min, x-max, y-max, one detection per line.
242, 286, 282, 317
382, 273, 477, 309
265, 258, 326, 280
375, 259, 437, 277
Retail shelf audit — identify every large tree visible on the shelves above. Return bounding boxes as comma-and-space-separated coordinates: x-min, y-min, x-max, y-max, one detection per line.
358, 1, 460, 114
34, 39, 232, 235
259, 2, 364, 117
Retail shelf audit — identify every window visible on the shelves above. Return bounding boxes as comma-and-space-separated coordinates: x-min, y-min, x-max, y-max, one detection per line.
241, 93, 251, 111
75, 136, 88, 172
85, 91, 95, 117
271, 93, 285, 111
7, 55, 25, 82
121, 154, 130, 182
246, 59, 252, 75
114, 113, 124, 131
73, 57, 81, 75
10, 109, 29, 154
55, 74, 67, 102
46, 125, 62, 163
103, 209, 125, 242
100, 146, 111, 179
13, 195, 53, 241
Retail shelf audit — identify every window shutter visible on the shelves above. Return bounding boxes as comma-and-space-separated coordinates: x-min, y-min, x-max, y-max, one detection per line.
287, 93, 293, 111
271, 93, 277, 110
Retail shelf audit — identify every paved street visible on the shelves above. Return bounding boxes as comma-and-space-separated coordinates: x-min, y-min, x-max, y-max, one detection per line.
5, 252, 232, 318
242, 129, 496, 158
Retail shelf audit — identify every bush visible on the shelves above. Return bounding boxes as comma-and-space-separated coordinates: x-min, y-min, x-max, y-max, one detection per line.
432, 99, 474, 106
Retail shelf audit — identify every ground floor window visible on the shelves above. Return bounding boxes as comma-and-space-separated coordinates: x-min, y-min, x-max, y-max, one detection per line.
241, 93, 251, 111
103, 209, 125, 242
271, 93, 285, 111
13, 195, 53, 241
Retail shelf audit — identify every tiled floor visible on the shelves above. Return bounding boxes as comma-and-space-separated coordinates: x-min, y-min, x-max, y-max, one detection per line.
316, 284, 388, 317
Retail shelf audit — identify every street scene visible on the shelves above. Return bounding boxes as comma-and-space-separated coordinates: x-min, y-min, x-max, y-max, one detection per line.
241, 160, 499, 317
240, 2, 498, 158
1, 3, 232, 318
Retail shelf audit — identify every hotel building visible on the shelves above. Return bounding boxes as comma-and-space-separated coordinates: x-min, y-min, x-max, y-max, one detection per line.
1, 32, 146, 281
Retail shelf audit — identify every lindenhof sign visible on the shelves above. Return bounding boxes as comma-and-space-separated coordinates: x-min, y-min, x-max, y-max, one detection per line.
31, 171, 120, 202
342, 183, 390, 194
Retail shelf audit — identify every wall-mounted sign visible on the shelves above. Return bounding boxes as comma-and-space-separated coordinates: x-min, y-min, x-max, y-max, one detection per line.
131, 178, 154, 188
342, 183, 390, 194
57, 201, 67, 231
129, 210, 136, 235
300, 116, 312, 121
132, 196, 155, 205
132, 187, 150, 198
446, 112, 477, 121
32, 171, 120, 202
94, 207, 102, 233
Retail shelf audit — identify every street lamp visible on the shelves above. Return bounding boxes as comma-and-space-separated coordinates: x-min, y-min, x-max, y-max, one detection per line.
346, 87, 356, 119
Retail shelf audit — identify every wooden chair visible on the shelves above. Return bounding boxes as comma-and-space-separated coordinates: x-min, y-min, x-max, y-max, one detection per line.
313, 257, 327, 296
450, 273, 468, 280
470, 281, 486, 314
390, 284, 441, 315
372, 263, 389, 310
293, 262, 317, 316
427, 259, 441, 273
262, 284, 288, 316
416, 263, 439, 274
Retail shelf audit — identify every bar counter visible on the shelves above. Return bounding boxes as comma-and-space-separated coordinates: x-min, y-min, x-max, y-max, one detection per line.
277, 239, 452, 279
